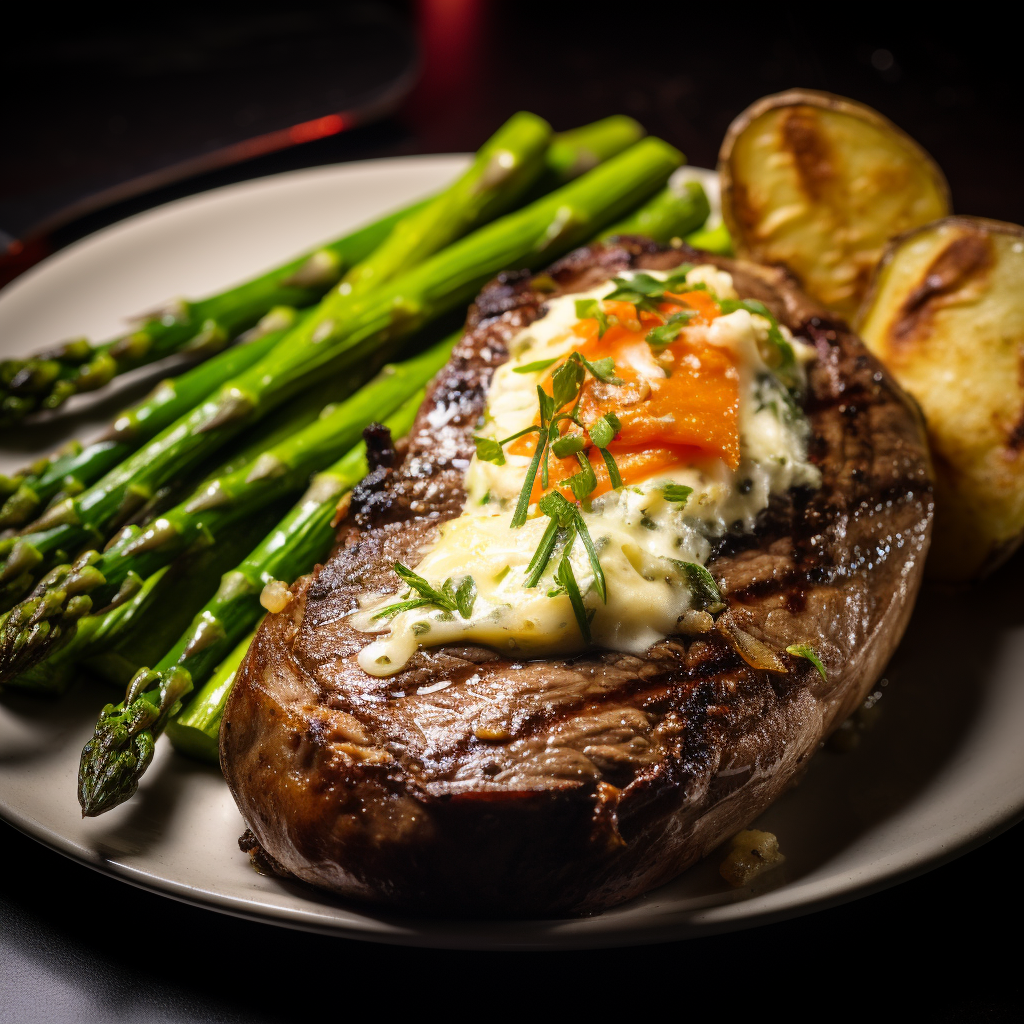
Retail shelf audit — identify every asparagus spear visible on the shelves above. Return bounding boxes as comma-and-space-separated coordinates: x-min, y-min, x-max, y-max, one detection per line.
600, 179, 711, 242
78, 663, 193, 815
0, 137, 683, 674
685, 221, 734, 255
8, 568, 174, 696
339, 111, 551, 296
80, 387, 428, 812
165, 629, 256, 763
0, 308, 305, 531
186, 350, 373, 488
0, 199, 431, 424
83, 363, 363, 545
534, 116, 644, 191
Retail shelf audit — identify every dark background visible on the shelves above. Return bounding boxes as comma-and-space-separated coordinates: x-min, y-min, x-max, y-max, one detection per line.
2, 2, 1022, 1020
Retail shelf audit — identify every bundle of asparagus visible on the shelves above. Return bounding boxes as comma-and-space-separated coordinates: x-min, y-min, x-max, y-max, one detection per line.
0, 109, 717, 821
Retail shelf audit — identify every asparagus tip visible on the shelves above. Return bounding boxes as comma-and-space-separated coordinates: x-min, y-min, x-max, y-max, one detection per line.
0, 554, 103, 683
78, 666, 193, 816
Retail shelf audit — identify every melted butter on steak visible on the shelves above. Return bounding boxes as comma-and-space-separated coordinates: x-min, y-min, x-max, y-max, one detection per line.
351, 263, 822, 674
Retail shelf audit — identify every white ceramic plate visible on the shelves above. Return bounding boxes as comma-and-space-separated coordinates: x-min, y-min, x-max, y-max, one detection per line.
1, 157, 1021, 950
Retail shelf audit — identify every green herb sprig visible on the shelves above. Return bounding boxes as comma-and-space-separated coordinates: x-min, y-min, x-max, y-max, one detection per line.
786, 642, 827, 680
527, 492, 606, 601
374, 563, 477, 621
553, 549, 592, 642
602, 265, 695, 314
646, 310, 696, 349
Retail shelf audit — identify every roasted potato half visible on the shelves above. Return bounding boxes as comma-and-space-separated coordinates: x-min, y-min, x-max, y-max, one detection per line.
719, 90, 951, 322
858, 216, 1024, 580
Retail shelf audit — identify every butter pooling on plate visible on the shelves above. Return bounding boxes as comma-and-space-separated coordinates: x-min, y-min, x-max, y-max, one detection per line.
352, 264, 820, 676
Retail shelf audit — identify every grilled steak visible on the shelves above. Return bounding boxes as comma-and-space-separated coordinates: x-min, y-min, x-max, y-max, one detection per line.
221, 239, 933, 917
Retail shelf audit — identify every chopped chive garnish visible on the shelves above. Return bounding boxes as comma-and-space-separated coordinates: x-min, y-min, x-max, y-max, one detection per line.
599, 447, 622, 490
538, 490, 576, 525
662, 483, 693, 503
572, 511, 606, 603
510, 434, 547, 529
537, 384, 555, 425
524, 517, 560, 587
557, 548, 591, 642
551, 434, 586, 458
567, 450, 597, 503
646, 310, 696, 349
786, 643, 826, 680
513, 357, 559, 374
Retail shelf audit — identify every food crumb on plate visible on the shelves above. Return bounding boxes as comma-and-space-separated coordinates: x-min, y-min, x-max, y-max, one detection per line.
719, 829, 785, 887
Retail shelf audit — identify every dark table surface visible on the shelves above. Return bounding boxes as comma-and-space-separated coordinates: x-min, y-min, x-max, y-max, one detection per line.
2, 4, 1022, 1020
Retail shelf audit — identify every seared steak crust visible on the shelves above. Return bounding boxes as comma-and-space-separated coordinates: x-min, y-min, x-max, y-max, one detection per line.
221, 240, 933, 916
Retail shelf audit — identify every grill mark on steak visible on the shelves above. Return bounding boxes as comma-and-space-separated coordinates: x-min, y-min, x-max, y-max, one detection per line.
221, 239, 933, 917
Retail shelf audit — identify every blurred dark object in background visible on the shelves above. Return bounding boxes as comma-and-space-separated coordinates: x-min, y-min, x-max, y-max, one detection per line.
2, 1, 1022, 285
406, 1, 1024, 225
0, 4, 418, 283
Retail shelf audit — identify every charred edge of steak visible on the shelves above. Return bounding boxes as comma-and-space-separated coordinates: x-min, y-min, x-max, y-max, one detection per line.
364, 422, 399, 470
238, 828, 293, 879
471, 267, 539, 321
350, 423, 398, 529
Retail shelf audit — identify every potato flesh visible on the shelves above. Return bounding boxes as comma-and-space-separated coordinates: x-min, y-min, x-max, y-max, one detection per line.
725, 105, 949, 321
858, 220, 1024, 579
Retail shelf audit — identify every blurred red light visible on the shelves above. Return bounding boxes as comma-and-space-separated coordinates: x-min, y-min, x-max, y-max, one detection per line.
289, 114, 349, 144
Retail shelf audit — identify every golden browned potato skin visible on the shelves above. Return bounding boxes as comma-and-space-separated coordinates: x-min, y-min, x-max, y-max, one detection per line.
719, 89, 950, 322
858, 216, 1024, 579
